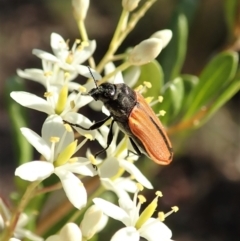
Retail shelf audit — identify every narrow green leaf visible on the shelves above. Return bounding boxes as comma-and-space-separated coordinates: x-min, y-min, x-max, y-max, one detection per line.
180, 74, 199, 112
159, 14, 188, 82
5, 76, 33, 165
224, 0, 240, 39
184, 51, 238, 119
197, 79, 240, 127
5, 76, 33, 191
160, 77, 184, 124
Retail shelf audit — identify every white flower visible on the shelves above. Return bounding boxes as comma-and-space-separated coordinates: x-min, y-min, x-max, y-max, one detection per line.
17, 32, 97, 90
95, 127, 153, 190
93, 187, 173, 241
10, 85, 99, 138
46, 223, 82, 241
15, 115, 96, 209
0, 199, 43, 241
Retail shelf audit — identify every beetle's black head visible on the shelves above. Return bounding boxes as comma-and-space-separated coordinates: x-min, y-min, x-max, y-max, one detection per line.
88, 83, 116, 103
88, 82, 136, 121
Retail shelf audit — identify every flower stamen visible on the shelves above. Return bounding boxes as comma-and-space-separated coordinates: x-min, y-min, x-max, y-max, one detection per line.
55, 85, 68, 115
135, 190, 162, 229
54, 140, 78, 167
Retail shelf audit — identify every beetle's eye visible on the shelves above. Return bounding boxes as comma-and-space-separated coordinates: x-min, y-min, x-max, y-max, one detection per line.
104, 86, 115, 98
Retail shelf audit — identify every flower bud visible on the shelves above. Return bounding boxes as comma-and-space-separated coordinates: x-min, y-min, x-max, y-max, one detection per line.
122, 0, 141, 11
80, 205, 106, 239
150, 29, 172, 49
72, 0, 89, 20
59, 223, 82, 240
128, 38, 163, 66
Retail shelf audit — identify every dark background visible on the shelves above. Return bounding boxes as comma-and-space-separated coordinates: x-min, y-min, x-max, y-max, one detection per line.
0, 0, 240, 240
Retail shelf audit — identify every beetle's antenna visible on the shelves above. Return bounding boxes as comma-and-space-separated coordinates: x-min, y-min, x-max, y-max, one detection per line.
87, 66, 98, 88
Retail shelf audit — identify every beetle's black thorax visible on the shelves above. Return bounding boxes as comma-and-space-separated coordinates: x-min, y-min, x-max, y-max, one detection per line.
88, 83, 137, 122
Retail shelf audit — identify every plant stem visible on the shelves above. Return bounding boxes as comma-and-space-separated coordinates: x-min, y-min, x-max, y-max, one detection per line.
2, 180, 41, 241
77, 19, 96, 68
98, 61, 131, 84
96, 9, 129, 73
96, 0, 157, 74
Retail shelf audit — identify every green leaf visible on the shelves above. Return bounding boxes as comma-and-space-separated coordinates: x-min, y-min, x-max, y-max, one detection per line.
138, 60, 164, 95
159, 13, 188, 82
160, 77, 184, 124
5, 76, 33, 191
224, 0, 240, 39
5, 76, 33, 165
184, 51, 238, 119
197, 79, 240, 127
180, 74, 199, 112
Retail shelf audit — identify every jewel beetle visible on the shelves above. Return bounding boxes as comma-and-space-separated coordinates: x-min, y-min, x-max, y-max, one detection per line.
66, 74, 173, 165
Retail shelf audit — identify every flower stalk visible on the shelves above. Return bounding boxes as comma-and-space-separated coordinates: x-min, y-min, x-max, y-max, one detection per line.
2, 181, 41, 241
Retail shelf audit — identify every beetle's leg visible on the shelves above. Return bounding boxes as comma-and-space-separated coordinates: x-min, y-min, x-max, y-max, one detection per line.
64, 115, 112, 130
129, 138, 142, 156
94, 120, 115, 158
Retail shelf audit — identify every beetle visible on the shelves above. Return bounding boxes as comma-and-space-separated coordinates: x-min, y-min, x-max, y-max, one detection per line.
65, 74, 173, 165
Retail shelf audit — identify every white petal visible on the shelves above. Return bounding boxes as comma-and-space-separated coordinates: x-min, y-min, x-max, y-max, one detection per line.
104, 62, 124, 84
95, 124, 110, 148
59, 223, 82, 241
17, 68, 45, 84
102, 105, 110, 116
20, 127, 51, 160
115, 178, 138, 193
68, 82, 81, 91
98, 157, 119, 178
32, 49, 59, 62
110, 227, 139, 241
101, 178, 131, 200
10, 91, 54, 115
42, 115, 74, 157
64, 112, 97, 139
88, 99, 103, 111
140, 218, 172, 241
93, 198, 130, 226
118, 195, 134, 214
75, 65, 102, 80
15, 161, 53, 181
72, 93, 93, 109
119, 160, 153, 189
73, 40, 96, 64
63, 160, 96, 177
51, 33, 68, 59
123, 66, 141, 87
55, 169, 87, 209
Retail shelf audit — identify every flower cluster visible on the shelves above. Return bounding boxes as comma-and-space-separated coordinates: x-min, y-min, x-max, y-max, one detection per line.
2, 0, 177, 240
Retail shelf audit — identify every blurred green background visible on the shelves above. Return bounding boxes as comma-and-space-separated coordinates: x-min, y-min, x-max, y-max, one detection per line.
0, 0, 240, 240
